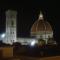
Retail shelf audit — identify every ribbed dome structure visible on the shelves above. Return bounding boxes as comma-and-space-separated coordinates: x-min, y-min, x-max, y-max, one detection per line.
31, 11, 53, 35
31, 11, 53, 44
31, 20, 52, 33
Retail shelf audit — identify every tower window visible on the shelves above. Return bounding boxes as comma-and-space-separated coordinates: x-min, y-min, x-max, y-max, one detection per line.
11, 20, 14, 26
13, 40, 14, 42
10, 32, 14, 34
11, 40, 12, 42
13, 32, 14, 34
11, 40, 14, 43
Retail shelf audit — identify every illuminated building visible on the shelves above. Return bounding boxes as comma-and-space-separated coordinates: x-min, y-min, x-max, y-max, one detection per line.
0, 10, 56, 45
31, 11, 53, 44
3, 10, 17, 44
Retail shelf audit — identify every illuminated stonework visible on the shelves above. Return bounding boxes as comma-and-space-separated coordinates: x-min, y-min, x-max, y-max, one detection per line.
3, 10, 17, 44
1, 10, 56, 45
31, 11, 53, 44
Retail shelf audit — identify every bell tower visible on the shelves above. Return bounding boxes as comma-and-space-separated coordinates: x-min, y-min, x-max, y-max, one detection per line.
4, 10, 17, 44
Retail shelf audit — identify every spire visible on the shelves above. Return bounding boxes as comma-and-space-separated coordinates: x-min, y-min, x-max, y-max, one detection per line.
38, 11, 44, 20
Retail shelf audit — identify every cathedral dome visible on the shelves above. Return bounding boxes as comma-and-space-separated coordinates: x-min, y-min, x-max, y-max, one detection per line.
31, 11, 53, 37
31, 19, 52, 33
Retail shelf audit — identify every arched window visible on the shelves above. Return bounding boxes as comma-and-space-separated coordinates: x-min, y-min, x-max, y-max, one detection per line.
11, 20, 14, 26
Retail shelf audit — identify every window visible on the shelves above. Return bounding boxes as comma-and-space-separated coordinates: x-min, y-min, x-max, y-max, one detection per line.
10, 32, 14, 34
13, 40, 14, 42
11, 20, 14, 26
13, 32, 14, 34
10, 32, 12, 34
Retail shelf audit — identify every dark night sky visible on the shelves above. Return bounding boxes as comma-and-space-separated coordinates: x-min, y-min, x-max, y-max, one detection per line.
0, 0, 60, 43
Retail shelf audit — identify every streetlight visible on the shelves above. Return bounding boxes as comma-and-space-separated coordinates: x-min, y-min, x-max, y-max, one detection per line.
1, 33, 5, 38
30, 40, 36, 46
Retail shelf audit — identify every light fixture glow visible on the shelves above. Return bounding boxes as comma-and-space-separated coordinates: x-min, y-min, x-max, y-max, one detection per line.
1, 33, 5, 38
39, 11, 43, 20
31, 40, 36, 46
39, 14, 43, 19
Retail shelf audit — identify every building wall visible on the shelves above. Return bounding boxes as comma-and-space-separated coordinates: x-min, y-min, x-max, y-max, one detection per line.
31, 32, 53, 44
17, 38, 38, 45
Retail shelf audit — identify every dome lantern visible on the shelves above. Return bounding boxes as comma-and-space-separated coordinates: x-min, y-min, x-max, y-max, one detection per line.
38, 11, 44, 20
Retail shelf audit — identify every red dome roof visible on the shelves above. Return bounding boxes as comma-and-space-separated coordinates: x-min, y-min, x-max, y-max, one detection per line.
31, 20, 52, 32
31, 12, 53, 35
